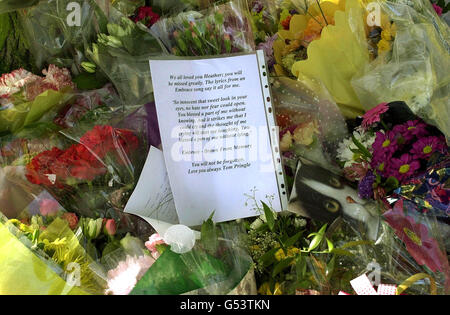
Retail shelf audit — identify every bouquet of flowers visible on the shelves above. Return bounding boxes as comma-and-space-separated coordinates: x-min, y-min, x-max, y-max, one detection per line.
0, 196, 157, 295
23, 123, 142, 218
130, 217, 255, 295
17, 0, 104, 75
337, 101, 448, 203
86, 6, 163, 104
0, 65, 75, 135
150, 0, 255, 56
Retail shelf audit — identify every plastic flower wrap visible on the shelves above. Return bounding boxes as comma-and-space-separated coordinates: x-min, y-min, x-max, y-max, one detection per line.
0, 65, 75, 135
130, 219, 255, 295
17, 0, 104, 75
351, 0, 450, 140
150, 0, 255, 56
0, 212, 100, 294
265, 0, 368, 118
86, 6, 163, 105
23, 123, 141, 218
272, 76, 348, 174
0, 199, 156, 295
338, 197, 450, 295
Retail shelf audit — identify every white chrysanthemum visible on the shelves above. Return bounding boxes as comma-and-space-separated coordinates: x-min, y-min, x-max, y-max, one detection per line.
337, 130, 375, 168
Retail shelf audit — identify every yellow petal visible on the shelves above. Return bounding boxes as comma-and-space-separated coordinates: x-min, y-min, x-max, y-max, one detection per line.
292, 0, 369, 118
277, 29, 294, 41
308, 0, 342, 17
290, 14, 309, 34
274, 64, 289, 77
273, 40, 285, 65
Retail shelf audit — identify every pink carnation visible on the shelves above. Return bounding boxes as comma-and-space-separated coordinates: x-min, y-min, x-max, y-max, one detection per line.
26, 65, 75, 101
62, 212, 79, 230
433, 3, 443, 16
0, 69, 40, 100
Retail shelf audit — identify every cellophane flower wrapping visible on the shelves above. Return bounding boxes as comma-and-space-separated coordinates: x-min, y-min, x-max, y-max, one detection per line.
337, 197, 450, 295
130, 221, 255, 295
351, 0, 450, 140
20, 109, 149, 220
17, 0, 104, 75
0, 211, 104, 295
0, 85, 127, 218
86, 3, 164, 105
0, 65, 76, 135
150, 0, 255, 57
272, 76, 348, 174
283, 0, 370, 119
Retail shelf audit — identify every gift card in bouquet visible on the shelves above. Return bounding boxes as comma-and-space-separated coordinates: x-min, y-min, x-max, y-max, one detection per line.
148, 51, 287, 226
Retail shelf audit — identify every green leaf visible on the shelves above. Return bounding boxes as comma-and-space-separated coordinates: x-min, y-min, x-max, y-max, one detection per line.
262, 202, 275, 232
326, 256, 336, 281
272, 257, 295, 277
73, 73, 108, 90
200, 212, 218, 255
352, 134, 372, 159
284, 231, 303, 248
261, 247, 279, 267
296, 255, 307, 278
326, 238, 334, 252
383, 176, 399, 192
308, 234, 323, 252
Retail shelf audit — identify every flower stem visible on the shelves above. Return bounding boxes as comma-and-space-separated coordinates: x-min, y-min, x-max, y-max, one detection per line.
380, 119, 389, 131
315, 0, 329, 25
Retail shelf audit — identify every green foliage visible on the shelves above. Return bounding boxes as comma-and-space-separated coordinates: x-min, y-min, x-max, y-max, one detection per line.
0, 13, 37, 75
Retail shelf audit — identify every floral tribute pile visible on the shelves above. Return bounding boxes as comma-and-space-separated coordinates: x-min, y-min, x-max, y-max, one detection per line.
0, 0, 448, 296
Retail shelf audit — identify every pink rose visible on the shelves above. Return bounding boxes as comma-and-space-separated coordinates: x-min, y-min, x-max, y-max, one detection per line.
103, 219, 117, 236
39, 199, 60, 216
145, 233, 166, 259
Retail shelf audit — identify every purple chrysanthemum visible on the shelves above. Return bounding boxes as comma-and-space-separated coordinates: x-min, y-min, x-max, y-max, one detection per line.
385, 153, 421, 183
398, 120, 428, 141
411, 136, 447, 159
372, 131, 398, 155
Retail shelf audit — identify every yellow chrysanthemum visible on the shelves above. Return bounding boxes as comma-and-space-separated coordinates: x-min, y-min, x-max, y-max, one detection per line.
273, 1, 342, 77
377, 39, 391, 52
275, 248, 286, 261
